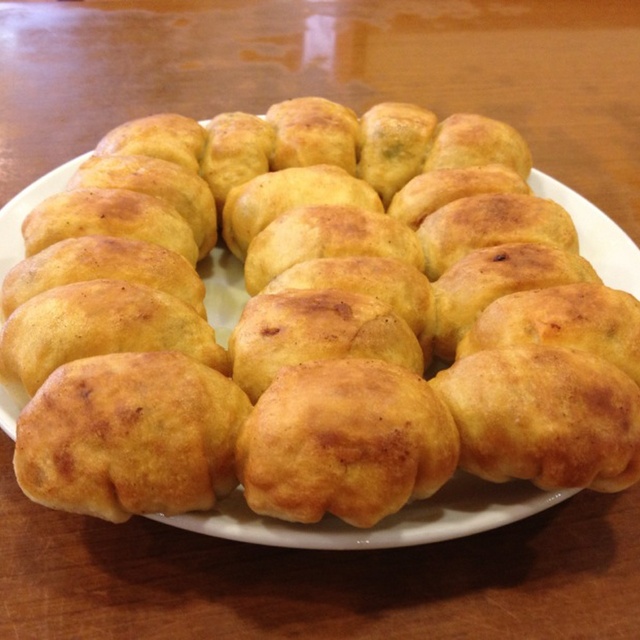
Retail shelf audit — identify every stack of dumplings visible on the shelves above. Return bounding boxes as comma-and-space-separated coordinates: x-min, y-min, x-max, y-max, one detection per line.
2, 96, 640, 530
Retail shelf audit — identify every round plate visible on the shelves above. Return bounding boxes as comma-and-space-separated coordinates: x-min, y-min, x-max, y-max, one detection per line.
1, 155, 639, 550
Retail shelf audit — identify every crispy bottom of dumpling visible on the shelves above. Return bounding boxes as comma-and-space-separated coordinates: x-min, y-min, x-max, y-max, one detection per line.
14, 351, 252, 523
430, 345, 640, 493
236, 358, 459, 527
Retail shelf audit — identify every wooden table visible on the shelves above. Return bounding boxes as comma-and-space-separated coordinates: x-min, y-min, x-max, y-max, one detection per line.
2, 2, 640, 638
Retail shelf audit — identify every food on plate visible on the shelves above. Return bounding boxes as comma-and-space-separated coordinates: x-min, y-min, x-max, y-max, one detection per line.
243, 204, 425, 295
422, 112, 533, 178
266, 96, 360, 174
221, 164, 383, 261
13, 351, 252, 523
236, 358, 460, 527
430, 345, 640, 492
67, 154, 217, 260
357, 102, 438, 207
456, 283, 640, 385
94, 112, 207, 173
200, 112, 276, 213
0, 279, 229, 402
432, 242, 602, 361
1, 235, 207, 320
262, 255, 436, 360
416, 193, 579, 280
21, 187, 199, 266
229, 288, 424, 402
387, 164, 531, 229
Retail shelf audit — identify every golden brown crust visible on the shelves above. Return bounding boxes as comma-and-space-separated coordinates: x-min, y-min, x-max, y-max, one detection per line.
221, 164, 384, 261
21, 187, 199, 266
13, 351, 252, 523
94, 113, 207, 173
229, 288, 425, 403
266, 97, 360, 174
432, 242, 602, 360
1, 235, 207, 320
456, 283, 640, 386
200, 112, 276, 214
422, 113, 533, 178
430, 345, 640, 492
0, 279, 229, 401
243, 204, 426, 295
416, 193, 579, 280
357, 102, 438, 207
236, 358, 459, 527
67, 154, 217, 260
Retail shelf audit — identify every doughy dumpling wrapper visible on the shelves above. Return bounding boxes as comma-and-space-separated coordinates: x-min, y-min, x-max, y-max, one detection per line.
357, 102, 438, 207
14, 351, 253, 523
1, 235, 207, 320
94, 113, 207, 174
430, 345, 640, 493
237, 358, 460, 528
456, 283, 640, 386
222, 164, 383, 261
229, 288, 425, 403
67, 154, 217, 260
21, 187, 199, 266
244, 204, 426, 295
387, 164, 531, 230
432, 242, 602, 361
0, 279, 229, 403
266, 97, 360, 174
200, 112, 275, 213
422, 113, 533, 179
416, 193, 579, 280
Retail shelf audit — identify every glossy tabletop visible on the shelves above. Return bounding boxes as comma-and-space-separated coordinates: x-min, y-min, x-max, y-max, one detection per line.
1, 1, 640, 638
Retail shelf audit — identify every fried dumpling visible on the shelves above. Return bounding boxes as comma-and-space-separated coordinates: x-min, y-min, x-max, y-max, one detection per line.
67, 154, 217, 260
237, 358, 459, 527
416, 193, 579, 280
243, 204, 425, 295
1, 235, 206, 320
21, 188, 199, 266
387, 164, 531, 230
456, 283, 640, 386
0, 279, 229, 403
229, 288, 424, 403
94, 113, 207, 173
14, 351, 252, 523
357, 102, 438, 207
222, 164, 384, 261
430, 345, 640, 493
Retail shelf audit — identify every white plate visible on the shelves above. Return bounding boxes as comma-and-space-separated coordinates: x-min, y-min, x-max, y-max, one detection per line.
1, 156, 639, 550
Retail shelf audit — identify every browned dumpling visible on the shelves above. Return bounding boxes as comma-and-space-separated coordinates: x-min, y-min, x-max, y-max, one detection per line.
387, 164, 531, 230
432, 242, 602, 360
14, 351, 252, 523
430, 345, 640, 493
416, 193, 579, 280
67, 154, 217, 260
94, 113, 207, 173
200, 112, 276, 214
21, 188, 199, 266
222, 164, 384, 261
422, 113, 533, 179
0, 279, 229, 403
262, 256, 436, 362
237, 358, 460, 527
1, 235, 207, 320
357, 102, 438, 207
228, 288, 424, 403
456, 283, 640, 386
243, 204, 425, 295
266, 96, 360, 174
